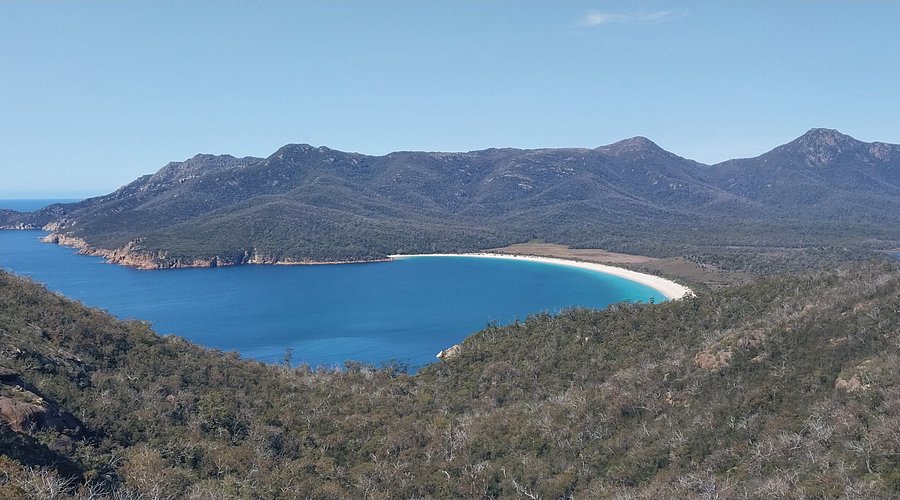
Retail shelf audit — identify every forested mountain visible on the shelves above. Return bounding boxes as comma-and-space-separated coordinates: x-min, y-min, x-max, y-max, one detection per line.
2, 129, 898, 271
1, 263, 898, 498
709, 129, 900, 220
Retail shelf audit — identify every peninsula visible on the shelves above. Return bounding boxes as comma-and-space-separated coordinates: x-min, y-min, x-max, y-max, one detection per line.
2, 128, 898, 277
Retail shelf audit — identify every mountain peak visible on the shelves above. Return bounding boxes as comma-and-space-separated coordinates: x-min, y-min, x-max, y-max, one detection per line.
760, 128, 900, 167
600, 136, 667, 155
270, 144, 345, 160
274, 143, 315, 154
773, 128, 862, 166
147, 154, 261, 186
619, 136, 660, 149
796, 128, 857, 147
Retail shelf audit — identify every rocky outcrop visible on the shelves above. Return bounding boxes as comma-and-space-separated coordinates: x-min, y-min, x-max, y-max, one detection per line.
42, 233, 170, 269
693, 349, 732, 370
436, 344, 462, 360
835, 374, 869, 392
0, 376, 82, 434
0, 397, 50, 432
42, 221, 66, 232
42, 232, 243, 269
41, 232, 391, 270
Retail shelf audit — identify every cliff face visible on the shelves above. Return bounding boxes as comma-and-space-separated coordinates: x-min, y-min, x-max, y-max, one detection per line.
42, 233, 168, 269
40, 232, 389, 269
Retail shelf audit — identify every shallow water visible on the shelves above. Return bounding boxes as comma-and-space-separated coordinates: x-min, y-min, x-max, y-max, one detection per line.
0, 230, 665, 369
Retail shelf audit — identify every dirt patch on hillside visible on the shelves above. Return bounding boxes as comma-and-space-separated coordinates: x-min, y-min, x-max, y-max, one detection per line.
487, 243, 750, 289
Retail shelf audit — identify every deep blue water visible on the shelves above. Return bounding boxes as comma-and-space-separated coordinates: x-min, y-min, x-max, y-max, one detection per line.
0, 230, 665, 369
0, 199, 80, 212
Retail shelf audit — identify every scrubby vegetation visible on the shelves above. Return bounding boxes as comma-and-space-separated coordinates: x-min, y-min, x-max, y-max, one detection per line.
1, 262, 898, 498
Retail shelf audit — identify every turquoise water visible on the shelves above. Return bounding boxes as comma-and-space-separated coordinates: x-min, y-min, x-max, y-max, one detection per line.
0, 230, 666, 369
0, 199, 80, 212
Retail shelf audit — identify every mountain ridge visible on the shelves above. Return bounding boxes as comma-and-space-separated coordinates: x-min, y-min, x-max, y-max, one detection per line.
2, 128, 898, 273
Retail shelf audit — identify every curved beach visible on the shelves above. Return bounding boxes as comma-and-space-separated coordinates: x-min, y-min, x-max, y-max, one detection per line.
389, 252, 694, 301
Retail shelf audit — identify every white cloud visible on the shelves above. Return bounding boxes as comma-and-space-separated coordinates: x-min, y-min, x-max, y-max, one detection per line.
578, 10, 682, 28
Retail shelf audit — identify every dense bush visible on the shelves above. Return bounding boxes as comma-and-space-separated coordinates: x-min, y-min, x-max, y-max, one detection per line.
0, 263, 898, 498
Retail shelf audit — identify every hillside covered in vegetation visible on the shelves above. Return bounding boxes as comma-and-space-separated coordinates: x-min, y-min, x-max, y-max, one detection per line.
1, 262, 898, 498
2, 128, 898, 273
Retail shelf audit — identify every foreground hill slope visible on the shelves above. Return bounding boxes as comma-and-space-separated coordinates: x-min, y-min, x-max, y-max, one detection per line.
1, 264, 898, 498
2, 129, 898, 272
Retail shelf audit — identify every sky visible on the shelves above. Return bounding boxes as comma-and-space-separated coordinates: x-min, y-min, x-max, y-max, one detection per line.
1, 1, 899, 198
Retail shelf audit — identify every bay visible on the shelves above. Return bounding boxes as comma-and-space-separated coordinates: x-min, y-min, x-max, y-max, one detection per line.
0, 230, 666, 369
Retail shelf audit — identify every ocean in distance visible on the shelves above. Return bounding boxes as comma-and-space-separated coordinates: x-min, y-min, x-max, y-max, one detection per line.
0, 199, 80, 212
0, 229, 666, 370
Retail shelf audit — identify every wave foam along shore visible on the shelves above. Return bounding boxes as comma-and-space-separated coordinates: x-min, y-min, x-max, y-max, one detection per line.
388, 253, 694, 301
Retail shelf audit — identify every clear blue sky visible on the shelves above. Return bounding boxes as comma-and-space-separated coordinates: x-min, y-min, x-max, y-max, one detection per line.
2, 1, 899, 198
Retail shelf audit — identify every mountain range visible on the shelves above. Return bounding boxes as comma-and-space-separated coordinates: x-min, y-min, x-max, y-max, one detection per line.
3, 128, 898, 272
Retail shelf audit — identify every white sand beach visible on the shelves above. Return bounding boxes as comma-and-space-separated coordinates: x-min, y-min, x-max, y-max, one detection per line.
389, 253, 694, 300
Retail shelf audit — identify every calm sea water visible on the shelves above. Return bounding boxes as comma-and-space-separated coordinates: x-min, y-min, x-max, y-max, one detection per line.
0, 199, 80, 212
0, 230, 665, 369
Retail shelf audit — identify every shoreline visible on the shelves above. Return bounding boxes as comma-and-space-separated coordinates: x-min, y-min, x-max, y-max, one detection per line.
389, 252, 694, 300
37, 231, 391, 269
26, 230, 693, 297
